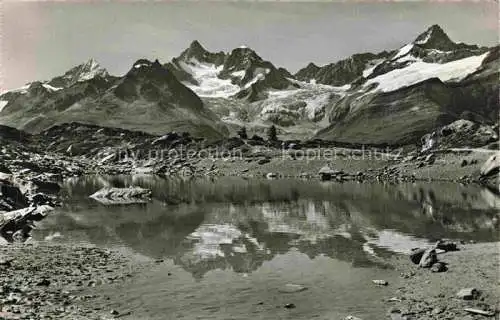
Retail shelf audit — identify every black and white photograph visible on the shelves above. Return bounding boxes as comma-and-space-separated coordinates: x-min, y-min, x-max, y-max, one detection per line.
0, 1, 499, 319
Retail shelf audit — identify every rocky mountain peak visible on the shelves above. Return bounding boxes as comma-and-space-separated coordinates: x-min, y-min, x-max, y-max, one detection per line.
223, 46, 263, 72
180, 40, 210, 60
127, 59, 172, 79
116, 57, 204, 105
81, 58, 101, 71
47, 58, 109, 88
175, 40, 226, 67
413, 24, 456, 51
72, 58, 108, 80
189, 40, 204, 51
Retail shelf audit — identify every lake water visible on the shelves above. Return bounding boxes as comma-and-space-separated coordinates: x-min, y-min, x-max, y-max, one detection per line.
33, 176, 500, 319
35, 176, 499, 274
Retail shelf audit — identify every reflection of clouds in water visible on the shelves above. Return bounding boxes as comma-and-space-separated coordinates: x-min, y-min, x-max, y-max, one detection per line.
363, 229, 431, 255
185, 224, 264, 262
260, 202, 333, 244
40, 176, 499, 278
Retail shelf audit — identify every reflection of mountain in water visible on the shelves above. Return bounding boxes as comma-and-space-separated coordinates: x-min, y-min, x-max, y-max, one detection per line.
35, 176, 499, 278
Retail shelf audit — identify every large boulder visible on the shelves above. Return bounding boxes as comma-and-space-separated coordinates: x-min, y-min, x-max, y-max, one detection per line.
318, 165, 335, 181
0, 183, 29, 211
409, 248, 426, 264
0, 205, 53, 242
480, 152, 499, 177
421, 120, 498, 151
479, 152, 500, 191
419, 248, 438, 268
0, 163, 13, 182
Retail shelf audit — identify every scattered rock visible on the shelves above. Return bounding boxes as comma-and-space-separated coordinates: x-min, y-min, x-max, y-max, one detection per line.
266, 172, 278, 179
0, 163, 12, 174
430, 262, 447, 273
0, 205, 54, 242
463, 308, 495, 316
31, 177, 61, 193
31, 193, 53, 206
424, 153, 436, 165
409, 248, 426, 265
318, 165, 335, 181
456, 288, 480, 300
372, 280, 388, 286
388, 308, 405, 320
36, 278, 51, 286
257, 158, 271, 165
431, 306, 445, 315
278, 284, 307, 293
0, 183, 29, 210
419, 248, 437, 268
436, 240, 459, 252
480, 152, 499, 177
0, 256, 14, 267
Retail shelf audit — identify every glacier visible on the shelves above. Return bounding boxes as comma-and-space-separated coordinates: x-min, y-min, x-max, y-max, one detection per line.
365, 52, 489, 93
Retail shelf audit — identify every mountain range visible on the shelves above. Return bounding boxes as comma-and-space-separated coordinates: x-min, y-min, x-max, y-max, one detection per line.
0, 24, 497, 145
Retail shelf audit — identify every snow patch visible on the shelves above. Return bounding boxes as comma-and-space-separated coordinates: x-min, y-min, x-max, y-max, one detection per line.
392, 44, 413, 60
2, 84, 30, 95
42, 84, 62, 92
365, 52, 488, 93
304, 92, 331, 120
362, 59, 385, 78
77, 59, 107, 82
242, 67, 270, 89
134, 63, 150, 69
0, 100, 8, 113
180, 58, 240, 98
415, 30, 432, 45
231, 70, 246, 79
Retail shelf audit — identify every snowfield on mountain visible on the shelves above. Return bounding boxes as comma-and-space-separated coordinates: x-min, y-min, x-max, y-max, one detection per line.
364, 51, 489, 93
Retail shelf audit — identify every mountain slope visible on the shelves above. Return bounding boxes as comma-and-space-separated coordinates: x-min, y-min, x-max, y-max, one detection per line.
0, 25, 496, 145
295, 51, 392, 86
0, 59, 228, 139
316, 41, 498, 144
47, 58, 112, 88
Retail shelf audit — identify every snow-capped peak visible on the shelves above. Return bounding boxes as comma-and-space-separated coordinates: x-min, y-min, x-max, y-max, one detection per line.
412, 24, 456, 51
83, 58, 100, 70
75, 58, 108, 82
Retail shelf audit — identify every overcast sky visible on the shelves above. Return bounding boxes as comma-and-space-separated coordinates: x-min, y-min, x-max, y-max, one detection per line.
1, 1, 497, 90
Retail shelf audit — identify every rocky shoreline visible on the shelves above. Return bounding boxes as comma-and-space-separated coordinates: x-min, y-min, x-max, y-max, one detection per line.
0, 244, 142, 320
388, 242, 499, 320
